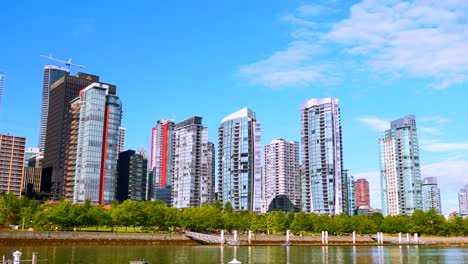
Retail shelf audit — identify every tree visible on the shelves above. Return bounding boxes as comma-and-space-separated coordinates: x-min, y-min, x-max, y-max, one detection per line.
290, 211, 310, 234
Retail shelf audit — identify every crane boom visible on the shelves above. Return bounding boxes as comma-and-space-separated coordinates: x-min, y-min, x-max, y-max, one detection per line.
40, 54, 86, 69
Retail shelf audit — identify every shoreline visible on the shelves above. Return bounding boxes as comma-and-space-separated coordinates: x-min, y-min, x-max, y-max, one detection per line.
0, 231, 466, 247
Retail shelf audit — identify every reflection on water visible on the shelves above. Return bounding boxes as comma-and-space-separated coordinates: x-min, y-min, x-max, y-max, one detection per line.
0, 245, 466, 264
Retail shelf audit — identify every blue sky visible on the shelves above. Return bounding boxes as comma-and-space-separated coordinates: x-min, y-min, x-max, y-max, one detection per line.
2, 0, 467, 214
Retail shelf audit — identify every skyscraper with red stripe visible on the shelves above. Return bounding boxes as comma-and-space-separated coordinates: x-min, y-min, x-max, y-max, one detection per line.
149, 119, 175, 206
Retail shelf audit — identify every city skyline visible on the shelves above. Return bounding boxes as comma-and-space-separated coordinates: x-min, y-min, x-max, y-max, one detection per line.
2, 1, 467, 214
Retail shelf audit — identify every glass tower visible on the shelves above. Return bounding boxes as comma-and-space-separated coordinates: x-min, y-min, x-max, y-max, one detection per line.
38, 66, 69, 152
421, 177, 441, 214
218, 108, 262, 212
380, 115, 422, 216
460, 183, 468, 216
300, 98, 345, 215
63, 82, 122, 205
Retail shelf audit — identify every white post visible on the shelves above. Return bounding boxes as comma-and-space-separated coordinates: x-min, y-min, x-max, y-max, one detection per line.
221, 230, 225, 245
325, 231, 329, 244
321, 231, 325, 244
234, 230, 238, 242
376, 232, 380, 244
286, 230, 290, 242
398, 232, 402, 244
32, 252, 38, 264
352, 231, 356, 244
414, 233, 418, 244
248, 230, 252, 244
406, 233, 410, 243
380, 232, 384, 244
12, 250, 22, 264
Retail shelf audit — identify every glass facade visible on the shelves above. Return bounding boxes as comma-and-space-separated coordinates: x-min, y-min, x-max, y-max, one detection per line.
66, 83, 122, 205
301, 98, 345, 215
460, 184, 468, 216
218, 108, 261, 212
380, 115, 422, 216
421, 177, 441, 214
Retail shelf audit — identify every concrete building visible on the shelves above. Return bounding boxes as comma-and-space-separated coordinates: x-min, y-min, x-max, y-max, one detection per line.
459, 183, 468, 216
263, 139, 300, 213
0, 134, 26, 196
422, 177, 441, 214
118, 126, 126, 153
300, 98, 346, 215
172, 116, 215, 209
38, 66, 69, 152
62, 82, 122, 205
116, 149, 148, 202
354, 178, 370, 209
218, 108, 262, 212
380, 115, 422, 216
42, 72, 99, 199
0, 72, 4, 121
149, 119, 175, 206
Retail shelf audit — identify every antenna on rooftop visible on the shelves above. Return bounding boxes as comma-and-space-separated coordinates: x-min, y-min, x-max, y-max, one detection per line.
40, 54, 86, 70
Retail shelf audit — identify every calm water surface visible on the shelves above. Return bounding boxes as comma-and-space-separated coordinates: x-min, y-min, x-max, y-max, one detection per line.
0, 245, 466, 263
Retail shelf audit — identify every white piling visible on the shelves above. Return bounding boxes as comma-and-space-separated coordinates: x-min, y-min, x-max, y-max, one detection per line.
32, 252, 38, 264
376, 232, 380, 244
321, 231, 325, 244
12, 250, 22, 264
406, 233, 410, 243
325, 231, 329, 244
414, 233, 418, 244
233, 230, 238, 242
221, 230, 225, 245
352, 231, 356, 244
248, 230, 252, 244
286, 230, 290, 243
398, 232, 402, 244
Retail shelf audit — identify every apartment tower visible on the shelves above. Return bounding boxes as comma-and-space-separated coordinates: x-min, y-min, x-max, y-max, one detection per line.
150, 119, 175, 205
379, 115, 422, 216
62, 82, 122, 205
218, 108, 262, 212
354, 178, 370, 209
263, 139, 300, 213
116, 149, 148, 202
421, 177, 441, 214
118, 126, 126, 153
0, 134, 26, 196
172, 116, 215, 208
460, 183, 468, 216
300, 98, 345, 215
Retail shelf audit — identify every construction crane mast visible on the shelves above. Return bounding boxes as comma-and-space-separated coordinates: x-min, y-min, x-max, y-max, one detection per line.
40, 55, 86, 69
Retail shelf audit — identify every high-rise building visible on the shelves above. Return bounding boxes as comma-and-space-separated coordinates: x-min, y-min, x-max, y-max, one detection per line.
62, 82, 122, 205
380, 115, 422, 216
42, 72, 99, 199
172, 116, 215, 209
218, 108, 262, 212
0, 72, 5, 121
38, 66, 69, 152
421, 177, 441, 214
354, 178, 370, 209
23, 153, 43, 199
0, 134, 26, 196
345, 171, 355, 215
300, 98, 345, 215
116, 149, 148, 202
118, 126, 126, 153
263, 139, 300, 213
459, 183, 468, 216
24, 148, 41, 166
149, 119, 175, 205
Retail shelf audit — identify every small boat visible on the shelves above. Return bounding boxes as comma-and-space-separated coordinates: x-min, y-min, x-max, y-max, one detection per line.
280, 242, 293, 246
130, 260, 151, 264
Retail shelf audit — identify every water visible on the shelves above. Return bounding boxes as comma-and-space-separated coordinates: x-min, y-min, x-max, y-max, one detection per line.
0, 245, 466, 263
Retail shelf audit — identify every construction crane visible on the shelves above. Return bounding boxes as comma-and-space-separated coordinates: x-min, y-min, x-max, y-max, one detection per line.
40, 54, 86, 69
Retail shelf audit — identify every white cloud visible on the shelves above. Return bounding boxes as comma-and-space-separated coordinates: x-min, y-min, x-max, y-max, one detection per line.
421, 141, 468, 152
240, 1, 468, 89
357, 117, 389, 132
327, 0, 468, 89
420, 116, 449, 125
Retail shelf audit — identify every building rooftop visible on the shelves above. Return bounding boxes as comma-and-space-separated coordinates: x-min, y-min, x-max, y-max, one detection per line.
300, 98, 338, 110
221, 107, 256, 123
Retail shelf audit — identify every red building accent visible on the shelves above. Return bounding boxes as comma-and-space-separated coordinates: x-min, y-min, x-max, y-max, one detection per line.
99, 105, 110, 206
354, 178, 370, 209
161, 123, 168, 188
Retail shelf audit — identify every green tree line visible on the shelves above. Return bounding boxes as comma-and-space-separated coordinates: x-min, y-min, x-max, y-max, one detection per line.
0, 193, 467, 236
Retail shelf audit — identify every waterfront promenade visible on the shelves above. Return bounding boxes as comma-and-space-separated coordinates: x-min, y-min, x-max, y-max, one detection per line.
0, 231, 466, 246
